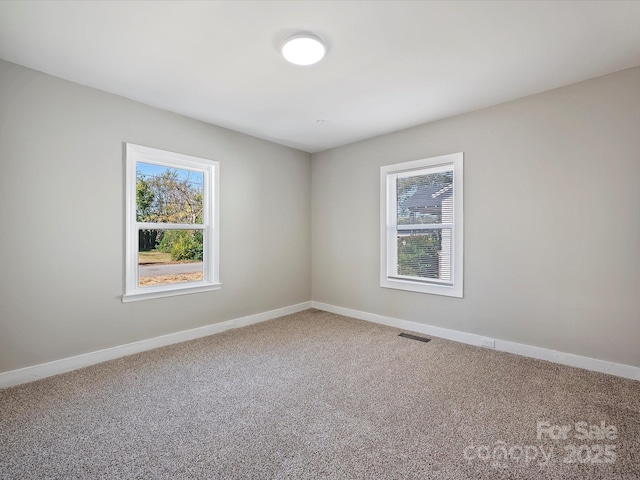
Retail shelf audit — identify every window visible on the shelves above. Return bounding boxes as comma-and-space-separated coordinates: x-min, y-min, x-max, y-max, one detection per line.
123, 143, 220, 302
380, 152, 463, 297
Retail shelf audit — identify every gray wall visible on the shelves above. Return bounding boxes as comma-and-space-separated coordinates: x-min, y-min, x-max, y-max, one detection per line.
0, 60, 312, 373
2, 57, 638, 374
312, 67, 640, 368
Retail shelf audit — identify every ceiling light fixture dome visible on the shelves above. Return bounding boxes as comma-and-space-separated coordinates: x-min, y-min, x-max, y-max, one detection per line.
282, 33, 326, 66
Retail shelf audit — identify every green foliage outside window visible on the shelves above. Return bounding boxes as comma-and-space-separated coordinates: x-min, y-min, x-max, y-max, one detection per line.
158, 230, 203, 261
136, 166, 204, 261
397, 233, 440, 279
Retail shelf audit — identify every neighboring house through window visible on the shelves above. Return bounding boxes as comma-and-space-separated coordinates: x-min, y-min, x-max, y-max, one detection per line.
123, 143, 220, 302
380, 152, 463, 297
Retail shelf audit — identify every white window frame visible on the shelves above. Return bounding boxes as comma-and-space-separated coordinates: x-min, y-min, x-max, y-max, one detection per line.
123, 143, 221, 302
380, 152, 463, 298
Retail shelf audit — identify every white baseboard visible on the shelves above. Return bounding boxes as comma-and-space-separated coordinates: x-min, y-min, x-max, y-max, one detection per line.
4, 300, 637, 388
0, 301, 312, 389
311, 301, 640, 382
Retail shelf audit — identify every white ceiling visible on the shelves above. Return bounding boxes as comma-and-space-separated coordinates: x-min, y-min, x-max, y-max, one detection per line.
1, 1, 639, 153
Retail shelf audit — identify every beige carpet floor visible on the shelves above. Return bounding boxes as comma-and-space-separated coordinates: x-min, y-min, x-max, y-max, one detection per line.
1, 309, 639, 479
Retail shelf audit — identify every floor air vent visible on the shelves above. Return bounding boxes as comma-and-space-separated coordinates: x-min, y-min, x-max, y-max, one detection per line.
399, 333, 431, 343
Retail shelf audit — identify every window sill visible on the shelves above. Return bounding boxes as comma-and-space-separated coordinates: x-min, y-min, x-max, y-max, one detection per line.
122, 282, 222, 303
381, 277, 462, 298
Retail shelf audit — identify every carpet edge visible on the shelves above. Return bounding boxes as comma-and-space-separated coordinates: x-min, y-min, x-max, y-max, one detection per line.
0, 301, 313, 389
311, 301, 640, 382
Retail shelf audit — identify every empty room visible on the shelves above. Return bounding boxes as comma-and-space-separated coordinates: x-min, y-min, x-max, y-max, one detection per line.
1, 1, 639, 479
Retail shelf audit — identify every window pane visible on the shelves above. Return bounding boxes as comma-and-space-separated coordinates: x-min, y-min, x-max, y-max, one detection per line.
138, 229, 204, 287
397, 169, 453, 225
136, 162, 204, 224
397, 229, 452, 282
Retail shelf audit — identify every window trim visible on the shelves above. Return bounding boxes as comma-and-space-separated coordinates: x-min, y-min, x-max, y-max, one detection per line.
123, 143, 221, 303
380, 152, 463, 298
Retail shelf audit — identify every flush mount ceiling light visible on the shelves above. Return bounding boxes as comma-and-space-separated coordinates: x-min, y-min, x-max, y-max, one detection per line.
281, 33, 326, 66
